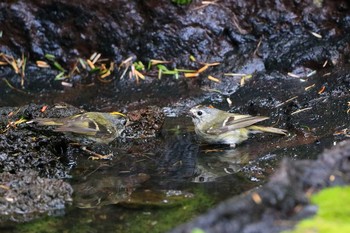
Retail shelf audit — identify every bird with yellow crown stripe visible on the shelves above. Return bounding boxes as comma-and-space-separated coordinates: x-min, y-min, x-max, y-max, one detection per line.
34, 112, 128, 144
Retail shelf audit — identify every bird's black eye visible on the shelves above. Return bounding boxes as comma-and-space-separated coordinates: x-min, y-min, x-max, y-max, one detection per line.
197, 111, 203, 116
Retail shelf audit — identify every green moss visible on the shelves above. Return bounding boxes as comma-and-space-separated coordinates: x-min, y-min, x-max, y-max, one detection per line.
286, 186, 350, 233
15, 214, 97, 233
15, 216, 61, 233
124, 187, 214, 233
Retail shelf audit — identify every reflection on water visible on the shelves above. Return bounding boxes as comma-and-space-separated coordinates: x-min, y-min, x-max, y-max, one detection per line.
73, 173, 151, 209
193, 147, 250, 183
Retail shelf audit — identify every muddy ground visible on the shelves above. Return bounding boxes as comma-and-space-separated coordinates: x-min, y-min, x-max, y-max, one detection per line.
0, 0, 350, 232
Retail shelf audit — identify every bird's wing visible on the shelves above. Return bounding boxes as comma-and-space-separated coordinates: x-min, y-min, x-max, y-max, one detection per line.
206, 115, 269, 134
53, 115, 99, 135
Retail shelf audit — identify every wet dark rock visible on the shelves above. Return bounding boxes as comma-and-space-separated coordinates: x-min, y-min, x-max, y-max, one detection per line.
0, 129, 71, 178
169, 140, 350, 233
0, 170, 73, 222
1, 0, 349, 96
0, 103, 80, 178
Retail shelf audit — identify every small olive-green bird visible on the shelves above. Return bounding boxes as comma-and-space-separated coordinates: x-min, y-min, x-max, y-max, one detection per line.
189, 105, 287, 147
34, 112, 128, 144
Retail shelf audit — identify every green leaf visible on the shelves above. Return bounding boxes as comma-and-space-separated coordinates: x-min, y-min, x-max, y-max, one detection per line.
53, 61, 66, 72
44, 54, 56, 61
54, 71, 66, 80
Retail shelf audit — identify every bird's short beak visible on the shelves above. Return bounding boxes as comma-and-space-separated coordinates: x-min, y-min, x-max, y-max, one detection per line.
187, 109, 195, 118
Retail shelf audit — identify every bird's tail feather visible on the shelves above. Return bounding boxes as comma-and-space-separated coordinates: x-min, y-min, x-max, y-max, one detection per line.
34, 118, 63, 126
248, 125, 287, 135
